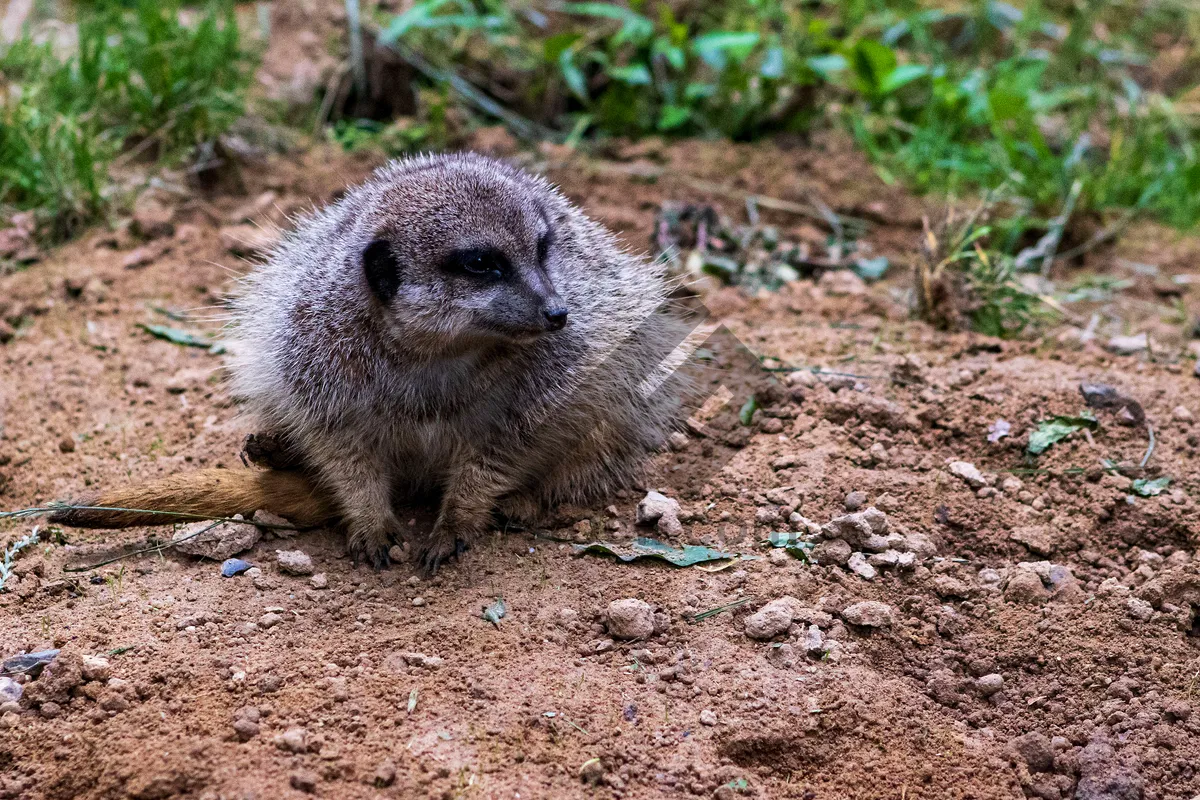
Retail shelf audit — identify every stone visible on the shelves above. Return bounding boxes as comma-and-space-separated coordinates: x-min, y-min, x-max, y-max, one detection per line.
275, 549, 314, 576
812, 538, 852, 566
817, 269, 866, 296
822, 507, 888, 548
1004, 568, 1049, 604
81, 655, 111, 682
976, 673, 1004, 697
173, 520, 260, 561
0, 677, 22, 704
901, 531, 938, 559
1106, 333, 1148, 356
844, 491, 867, 511
846, 552, 877, 581
869, 549, 901, 568
1126, 597, 1154, 622
1009, 526, 1054, 556
841, 601, 893, 628
926, 669, 967, 707
636, 491, 680, 526
1011, 732, 1055, 772
606, 599, 655, 640
373, 761, 397, 788
699, 709, 717, 726
656, 513, 684, 538
289, 770, 319, 793
23, 651, 83, 705
275, 727, 309, 753
803, 625, 824, 657
933, 575, 971, 599
233, 717, 260, 741
259, 612, 284, 629
1172, 406, 1194, 423
743, 597, 800, 640
309, 573, 328, 589
948, 461, 986, 489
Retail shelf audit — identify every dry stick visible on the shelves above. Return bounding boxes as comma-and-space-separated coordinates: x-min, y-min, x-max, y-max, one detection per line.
61, 520, 225, 573
1140, 424, 1156, 469
0, 504, 297, 530
377, 38, 558, 143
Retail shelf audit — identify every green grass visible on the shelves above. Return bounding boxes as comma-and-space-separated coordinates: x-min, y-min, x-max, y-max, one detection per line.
376, 0, 1200, 232
0, 0, 253, 240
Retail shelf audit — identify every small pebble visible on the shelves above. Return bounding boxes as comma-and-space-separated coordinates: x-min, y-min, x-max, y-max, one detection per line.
606, 598, 655, 640
948, 461, 986, 489
373, 761, 397, 788
289, 770, 319, 793
412, 597, 426, 607
309, 573, 328, 589
699, 709, 718, 726
976, 674, 1004, 697
636, 491, 680, 525
841, 601, 894, 628
0, 677, 22, 704
275, 727, 309, 753
388, 545, 405, 562
846, 552, 877, 581
275, 549, 314, 576
1126, 597, 1154, 622
844, 491, 867, 511
220, 558, 253, 578
80, 655, 111, 682
232, 717, 260, 741
1172, 406, 1194, 423
58, 437, 76, 454
743, 597, 798, 640
259, 612, 284, 629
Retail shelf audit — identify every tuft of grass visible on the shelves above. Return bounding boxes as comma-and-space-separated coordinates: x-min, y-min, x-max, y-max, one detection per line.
0, 0, 254, 240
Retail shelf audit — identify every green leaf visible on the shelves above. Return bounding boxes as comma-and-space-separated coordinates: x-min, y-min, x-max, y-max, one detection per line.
608, 63, 652, 86
852, 257, 890, 281
574, 537, 736, 567
806, 54, 847, 81
657, 104, 691, 131
760, 46, 785, 79
560, 2, 653, 43
558, 48, 588, 100
1131, 477, 1170, 497
851, 39, 897, 93
738, 396, 758, 426
482, 596, 507, 626
1026, 412, 1098, 455
137, 323, 224, 354
878, 63, 929, 94
543, 32, 582, 63
692, 31, 760, 70
765, 532, 816, 562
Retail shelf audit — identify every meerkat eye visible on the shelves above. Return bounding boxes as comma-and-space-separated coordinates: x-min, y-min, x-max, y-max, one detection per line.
536, 231, 553, 265
444, 247, 510, 281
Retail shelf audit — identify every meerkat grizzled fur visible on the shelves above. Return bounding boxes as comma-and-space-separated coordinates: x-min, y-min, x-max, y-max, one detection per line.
218, 152, 688, 570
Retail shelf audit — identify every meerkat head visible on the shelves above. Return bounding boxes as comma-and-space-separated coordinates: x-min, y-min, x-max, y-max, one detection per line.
351, 154, 571, 353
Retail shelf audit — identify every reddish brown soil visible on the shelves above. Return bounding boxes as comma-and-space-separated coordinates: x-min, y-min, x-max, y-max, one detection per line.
3, 26, 1200, 800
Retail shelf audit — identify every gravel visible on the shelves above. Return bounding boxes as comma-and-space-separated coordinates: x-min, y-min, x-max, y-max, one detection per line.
803, 625, 824, 657
699, 709, 717, 726
948, 460, 987, 489
636, 491, 680, 525
1010, 732, 1055, 772
309, 573, 328, 589
289, 770, 319, 793
259, 612, 284, 629
275, 727, 309, 753
1106, 333, 1148, 356
812, 538, 852, 566
173, 520, 260, 561
843, 491, 867, 511
606, 598, 655, 640
743, 597, 799, 640
1125, 597, 1154, 622
846, 552, 877, 581
233, 717, 260, 741
0, 677, 22, 704
80, 655, 111, 682
976, 673, 1004, 697
840, 601, 893, 628
822, 507, 889, 549
275, 549, 314, 576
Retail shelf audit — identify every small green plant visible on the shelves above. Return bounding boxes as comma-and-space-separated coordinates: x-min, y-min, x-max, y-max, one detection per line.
0, 0, 254, 239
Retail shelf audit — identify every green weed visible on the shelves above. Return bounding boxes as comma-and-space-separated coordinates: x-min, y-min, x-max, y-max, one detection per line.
0, 0, 254, 239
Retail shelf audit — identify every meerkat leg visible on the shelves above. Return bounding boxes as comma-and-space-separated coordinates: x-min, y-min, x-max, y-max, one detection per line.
313, 449, 400, 568
418, 461, 510, 575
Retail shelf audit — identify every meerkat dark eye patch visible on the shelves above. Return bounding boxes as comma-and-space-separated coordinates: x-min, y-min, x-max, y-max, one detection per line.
536, 230, 553, 266
362, 239, 401, 304
442, 247, 510, 282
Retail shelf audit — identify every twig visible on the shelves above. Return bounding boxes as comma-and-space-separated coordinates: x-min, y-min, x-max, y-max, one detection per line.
689, 596, 755, 624
345, 0, 367, 99
62, 520, 222, 573
1, 504, 297, 529
1140, 424, 1155, 469
378, 39, 559, 143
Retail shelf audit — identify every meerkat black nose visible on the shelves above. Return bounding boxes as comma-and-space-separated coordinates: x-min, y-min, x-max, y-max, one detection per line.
544, 306, 568, 331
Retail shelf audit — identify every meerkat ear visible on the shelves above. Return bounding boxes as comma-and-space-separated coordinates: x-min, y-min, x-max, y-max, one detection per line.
362, 239, 401, 304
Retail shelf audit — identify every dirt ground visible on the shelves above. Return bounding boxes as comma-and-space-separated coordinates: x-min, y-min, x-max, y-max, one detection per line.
3, 12, 1200, 800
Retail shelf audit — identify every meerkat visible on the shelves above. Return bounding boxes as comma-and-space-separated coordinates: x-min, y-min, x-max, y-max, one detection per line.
53, 153, 693, 572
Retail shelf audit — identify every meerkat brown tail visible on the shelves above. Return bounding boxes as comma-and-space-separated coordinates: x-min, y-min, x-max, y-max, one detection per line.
46, 469, 336, 529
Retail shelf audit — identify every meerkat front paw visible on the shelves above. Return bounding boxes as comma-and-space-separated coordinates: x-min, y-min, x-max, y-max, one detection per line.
416, 525, 471, 577
346, 520, 395, 569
